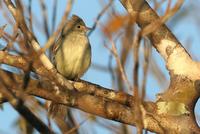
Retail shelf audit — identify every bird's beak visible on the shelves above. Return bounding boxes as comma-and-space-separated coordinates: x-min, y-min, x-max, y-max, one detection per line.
85, 26, 92, 32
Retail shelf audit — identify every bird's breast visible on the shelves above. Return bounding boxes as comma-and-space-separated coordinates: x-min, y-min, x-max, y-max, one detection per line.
55, 33, 91, 79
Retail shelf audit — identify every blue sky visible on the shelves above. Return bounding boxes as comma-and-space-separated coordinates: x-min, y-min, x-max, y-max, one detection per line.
0, 0, 200, 133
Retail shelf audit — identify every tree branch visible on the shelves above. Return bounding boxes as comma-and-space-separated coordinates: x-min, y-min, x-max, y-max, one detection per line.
0, 78, 53, 134
1, 0, 200, 133
0, 69, 163, 133
119, 0, 200, 133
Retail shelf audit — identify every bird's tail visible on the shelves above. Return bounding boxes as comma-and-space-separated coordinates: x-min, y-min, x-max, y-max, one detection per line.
48, 101, 67, 120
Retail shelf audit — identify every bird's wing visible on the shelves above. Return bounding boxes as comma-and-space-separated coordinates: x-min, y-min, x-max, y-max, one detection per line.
52, 36, 62, 54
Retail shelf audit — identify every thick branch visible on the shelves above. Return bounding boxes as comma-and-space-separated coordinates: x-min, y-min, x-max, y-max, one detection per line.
0, 69, 162, 133
1, 52, 200, 133
120, 0, 200, 81
119, 0, 200, 105
0, 51, 133, 106
1, 0, 200, 133
0, 81, 53, 134
119, 0, 200, 133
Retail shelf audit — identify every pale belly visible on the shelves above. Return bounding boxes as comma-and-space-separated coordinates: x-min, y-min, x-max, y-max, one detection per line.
55, 34, 91, 80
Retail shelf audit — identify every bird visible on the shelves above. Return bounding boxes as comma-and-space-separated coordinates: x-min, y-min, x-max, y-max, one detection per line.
48, 14, 91, 119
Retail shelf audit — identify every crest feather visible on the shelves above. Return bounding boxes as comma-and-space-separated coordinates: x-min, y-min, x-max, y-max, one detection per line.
70, 15, 85, 26
61, 14, 86, 36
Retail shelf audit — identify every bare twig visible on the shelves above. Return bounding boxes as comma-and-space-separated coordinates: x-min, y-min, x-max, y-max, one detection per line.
40, 0, 73, 53
141, 38, 151, 100
108, 38, 132, 90
4, 0, 54, 69
51, 0, 57, 33
0, 24, 7, 39
132, 33, 143, 134
140, 0, 184, 36
108, 54, 115, 87
88, 0, 113, 36
4, 0, 74, 91
0, 81, 53, 134
28, 0, 33, 32
66, 116, 90, 134
39, 0, 50, 39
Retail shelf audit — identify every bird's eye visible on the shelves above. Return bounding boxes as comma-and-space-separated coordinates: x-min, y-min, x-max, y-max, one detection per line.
77, 25, 81, 28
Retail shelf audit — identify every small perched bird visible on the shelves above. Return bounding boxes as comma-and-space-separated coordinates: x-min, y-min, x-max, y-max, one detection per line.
54, 15, 91, 80
49, 15, 91, 119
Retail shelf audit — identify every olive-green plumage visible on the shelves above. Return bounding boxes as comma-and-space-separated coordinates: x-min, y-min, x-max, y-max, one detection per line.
53, 15, 91, 80
49, 15, 91, 119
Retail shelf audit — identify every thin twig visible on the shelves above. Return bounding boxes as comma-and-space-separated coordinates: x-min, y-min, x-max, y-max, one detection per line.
0, 81, 54, 134
51, 0, 57, 33
40, 0, 74, 53
4, 0, 74, 91
140, 0, 184, 36
28, 0, 33, 32
132, 32, 143, 134
88, 0, 113, 36
108, 54, 115, 87
4, 0, 54, 69
39, 0, 50, 39
106, 38, 132, 90
141, 38, 151, 101
66, 116, 90, 134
